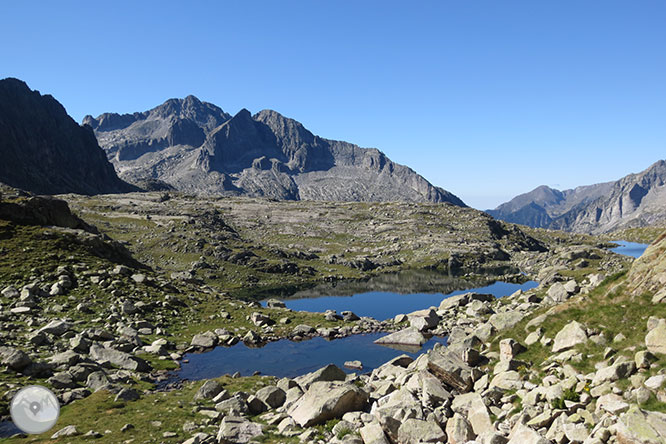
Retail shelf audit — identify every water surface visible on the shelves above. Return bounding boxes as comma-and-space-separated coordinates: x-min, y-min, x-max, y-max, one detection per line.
176, 333, 447, 381
0, 421, 21, 438
264, 279, 538, 321
610, 241, 649, 258
174, 274, 537, 381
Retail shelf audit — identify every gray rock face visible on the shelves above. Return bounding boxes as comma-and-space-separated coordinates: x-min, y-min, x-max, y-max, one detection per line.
488, 160, 666, 234
86, 98, 465, 205
0, 78, 135, 195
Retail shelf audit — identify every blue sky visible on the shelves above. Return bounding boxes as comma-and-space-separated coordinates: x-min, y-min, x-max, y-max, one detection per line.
2, 1, 665, 209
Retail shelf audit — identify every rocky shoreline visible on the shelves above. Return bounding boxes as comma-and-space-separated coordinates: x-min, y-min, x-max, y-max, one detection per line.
169, 260, 666, 444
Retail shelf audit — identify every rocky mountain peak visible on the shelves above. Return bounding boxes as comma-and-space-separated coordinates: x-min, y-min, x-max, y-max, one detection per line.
253, 109, 318, 165
88, 97, 465, 205
149, 95, 230, 130
0, 78, 135, 195
490, 160, 666, 233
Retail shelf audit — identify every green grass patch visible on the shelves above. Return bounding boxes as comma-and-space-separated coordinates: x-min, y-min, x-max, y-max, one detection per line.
489, 269, 666, 377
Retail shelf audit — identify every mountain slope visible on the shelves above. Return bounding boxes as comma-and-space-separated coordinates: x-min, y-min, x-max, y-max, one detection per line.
489, 161, 666, 233
0, 78, 135, 195
84, 98, 464, 205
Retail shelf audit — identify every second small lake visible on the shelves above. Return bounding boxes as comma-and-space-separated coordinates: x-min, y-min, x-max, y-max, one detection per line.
610, 241, 649, 258
176, 333, 447, 380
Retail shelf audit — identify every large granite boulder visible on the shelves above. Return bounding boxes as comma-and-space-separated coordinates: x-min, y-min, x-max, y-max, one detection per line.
39, 319, 72, 335
255, 386, 286, 409
407, 308, 439, 331
89, 344, 150, 372
646, 319, 666, 355
190, 331, 218, 348
359, 423, 391, 444
425, 349, 474, 393
294, 364, 346, 390
397, 418, 446, 443
507, 423, 551, 444
451, 392, 493, 435
194, 380, 224, 401
445, 413, 475, 444
489, 312, 523, 331
374, 328, 426, 347
217, 416, 263, 444
288, 381, 368, 427
552, 321, 587, 353
0, 346, 32, 371
616, 407, 666, 444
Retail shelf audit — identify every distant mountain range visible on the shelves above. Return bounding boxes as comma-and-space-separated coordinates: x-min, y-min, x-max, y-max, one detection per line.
83, 96, 465, 205
0, 78, 135, 195
488, 160, 666, 233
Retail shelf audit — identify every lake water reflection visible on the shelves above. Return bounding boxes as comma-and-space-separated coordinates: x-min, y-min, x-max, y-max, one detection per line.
263, 271, 538, 321
173, 272, 538, 381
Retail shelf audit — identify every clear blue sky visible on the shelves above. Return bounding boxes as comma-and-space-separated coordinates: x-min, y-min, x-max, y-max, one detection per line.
2, 1, 665, 209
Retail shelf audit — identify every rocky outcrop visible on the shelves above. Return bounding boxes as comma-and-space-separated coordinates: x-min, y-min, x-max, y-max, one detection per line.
86, 97, 465, 204
488, 160, 666, 233
0, 78, 135, 195
0, 193, 94, 231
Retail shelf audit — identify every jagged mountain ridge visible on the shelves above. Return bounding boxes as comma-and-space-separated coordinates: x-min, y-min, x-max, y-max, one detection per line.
84, 97, 465, 205
488, 160, 666, 234
0, 78, 135, 195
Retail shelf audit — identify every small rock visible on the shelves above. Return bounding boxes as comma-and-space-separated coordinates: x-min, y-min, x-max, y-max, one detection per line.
114, 388, 140, 402
194, 380, 224, 401
344, 360, 363, 370
51, 425, 79, 438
